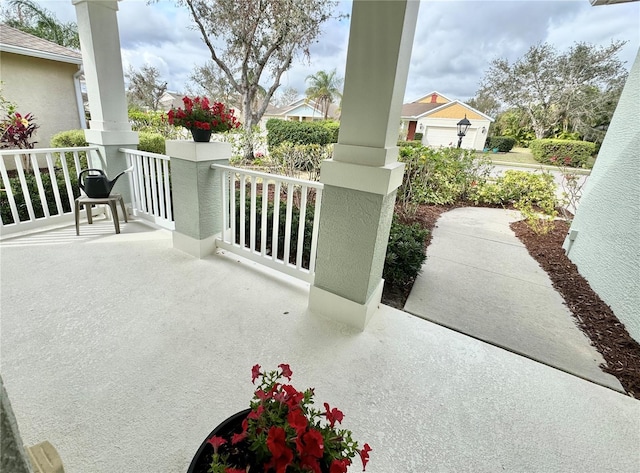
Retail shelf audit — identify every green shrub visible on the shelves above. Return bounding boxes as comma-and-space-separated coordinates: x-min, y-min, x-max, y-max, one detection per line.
320, 120, 340, 143
138, 131, 166, 154
383, 217, 429, 288
397, 146, 492, 209
397, 140, 422, 148
414, 132, 423, 141
266, 119, 333, 149
470, 170, 558, 210
529, 139, 595, 168
485, 136, 516, 152
50, 129, 89, 172
1, 170, 79, 224
269, 142, 330, 181
128, 110, 180, 139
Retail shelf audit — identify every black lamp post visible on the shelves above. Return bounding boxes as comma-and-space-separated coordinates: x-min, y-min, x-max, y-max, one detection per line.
456, 115, 471, 148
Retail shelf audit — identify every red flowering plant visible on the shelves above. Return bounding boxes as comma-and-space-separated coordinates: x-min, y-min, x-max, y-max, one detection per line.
167, 96, 241, 133
206, 364, 371, 473
0, 110, 38, 149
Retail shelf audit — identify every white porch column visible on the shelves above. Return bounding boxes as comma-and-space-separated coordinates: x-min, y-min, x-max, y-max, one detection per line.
73, 0, 138, 201
308, 0, 419, 329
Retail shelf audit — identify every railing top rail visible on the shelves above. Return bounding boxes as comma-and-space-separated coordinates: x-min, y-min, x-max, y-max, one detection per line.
119, 148, 170, 161
212, 163, 324, 189
0, 146, 99, 156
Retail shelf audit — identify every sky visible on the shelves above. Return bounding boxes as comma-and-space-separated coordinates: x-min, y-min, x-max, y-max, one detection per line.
37, 0, 640, 104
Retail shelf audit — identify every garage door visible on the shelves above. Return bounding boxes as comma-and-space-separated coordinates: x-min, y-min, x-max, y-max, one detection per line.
424, 126, 478, 149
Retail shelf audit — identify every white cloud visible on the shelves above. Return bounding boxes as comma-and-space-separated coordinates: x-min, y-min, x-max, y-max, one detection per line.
39, 0, 639, 105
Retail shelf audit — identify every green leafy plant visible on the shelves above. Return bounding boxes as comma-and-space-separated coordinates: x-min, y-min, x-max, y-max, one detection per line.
270, 143, 331, 181
383, 217, 429, 288
206, 364, 371, 473
138, 131, 166, 154
470, 170, 558, 210
396, 145, 492, 211
128, 109, 181, 139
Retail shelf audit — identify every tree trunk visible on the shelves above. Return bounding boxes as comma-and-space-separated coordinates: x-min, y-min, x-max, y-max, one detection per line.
242, 93, 255, 161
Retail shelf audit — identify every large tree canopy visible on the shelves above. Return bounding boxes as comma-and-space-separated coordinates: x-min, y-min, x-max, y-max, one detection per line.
478, 41, 627, 139
125, 64, 168, 111
173, 0, 339, 157
305, 69, 342, 119
1, 0, 80, 49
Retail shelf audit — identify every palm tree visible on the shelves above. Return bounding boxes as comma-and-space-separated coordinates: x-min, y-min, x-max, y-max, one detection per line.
305, 69, 342, 120
5, 0, 80, 49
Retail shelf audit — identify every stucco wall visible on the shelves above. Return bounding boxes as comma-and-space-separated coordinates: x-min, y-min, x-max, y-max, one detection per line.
1, 52, 82, 148
564, 49, 640, 342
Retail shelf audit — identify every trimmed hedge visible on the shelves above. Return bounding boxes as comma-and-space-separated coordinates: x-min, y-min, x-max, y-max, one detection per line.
266, 119, 337, 149
485, 136, 516, 152
529, 139, 595, 168
414, 132, 423, 141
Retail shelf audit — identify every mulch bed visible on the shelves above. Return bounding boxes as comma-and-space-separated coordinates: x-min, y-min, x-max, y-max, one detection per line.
382, 204, 640, 398
511, 219, 640, 398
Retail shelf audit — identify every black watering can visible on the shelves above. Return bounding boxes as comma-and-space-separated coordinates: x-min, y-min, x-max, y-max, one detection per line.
78, 167, 132, 198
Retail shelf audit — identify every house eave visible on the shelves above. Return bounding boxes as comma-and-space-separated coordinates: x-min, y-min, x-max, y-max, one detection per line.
0, 44, 82, 65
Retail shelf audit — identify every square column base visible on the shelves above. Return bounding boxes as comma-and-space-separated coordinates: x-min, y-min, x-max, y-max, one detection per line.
308, 279, 385, 330
173, 232, 217, 258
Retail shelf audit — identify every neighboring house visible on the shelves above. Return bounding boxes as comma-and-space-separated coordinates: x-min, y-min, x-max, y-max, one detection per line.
260, 98, 339, 130
0, 24, 85, 148
401, 91, 493, 150
563, 48, 639, 343
158, 91, 184, 112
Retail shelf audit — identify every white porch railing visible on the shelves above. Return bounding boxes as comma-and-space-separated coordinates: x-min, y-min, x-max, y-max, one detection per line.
121, 148, 174, 230
0, 146, 100, 236
212, 164, 323, 283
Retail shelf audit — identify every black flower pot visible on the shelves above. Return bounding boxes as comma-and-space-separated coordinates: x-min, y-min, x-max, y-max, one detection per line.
186, 409, 251, 473
190, 128, 213, 143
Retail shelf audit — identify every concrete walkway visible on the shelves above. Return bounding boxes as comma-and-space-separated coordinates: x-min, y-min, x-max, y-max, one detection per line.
1, 219, 638, 472
405, 207, 623, 392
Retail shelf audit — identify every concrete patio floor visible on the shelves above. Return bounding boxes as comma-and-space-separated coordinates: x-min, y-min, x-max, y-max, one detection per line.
1, 219, 639, 473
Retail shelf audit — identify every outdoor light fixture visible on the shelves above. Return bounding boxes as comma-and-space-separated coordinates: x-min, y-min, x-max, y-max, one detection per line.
456, 115, 471, 148
481, 126, 486, 134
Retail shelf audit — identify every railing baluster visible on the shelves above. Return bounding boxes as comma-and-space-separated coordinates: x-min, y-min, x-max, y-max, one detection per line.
249, 176, 257, 253
295, 185, 308, 270
0, 157, 20, 224
229, 171, 236, 245
45, 153, 64, 215
272, 181, 281, 262
14, 154, 36, 221
220, 169, 228, 242
260, 179, 269, 256
149, 158, 159, 216
239, 174, 246, 249
283, 183, 294, 266
31, 153, 50, 218
163, 160, 172, 221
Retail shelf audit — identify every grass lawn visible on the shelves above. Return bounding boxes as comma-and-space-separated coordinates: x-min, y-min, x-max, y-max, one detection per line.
476, 147, 595, 171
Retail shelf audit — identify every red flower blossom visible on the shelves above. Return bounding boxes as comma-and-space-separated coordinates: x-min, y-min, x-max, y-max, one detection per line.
232, 430, 248, 445
266, 427, 293, 473
279, 363, 293, 380
287, 408, 308, 434
359, 443, 372, 471
251, 364, 261, 384
330, 458, 351, 473
247, 405, 264, 420
297, 429, 324, 458
282, 384, 304, 407
207, 435, 227, 453
324, 403, 344, 428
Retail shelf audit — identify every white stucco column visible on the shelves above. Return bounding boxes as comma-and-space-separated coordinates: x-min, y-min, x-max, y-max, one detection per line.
73, 0, 138, 201
166, 141, 231, 258
308, 0, 419, 329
